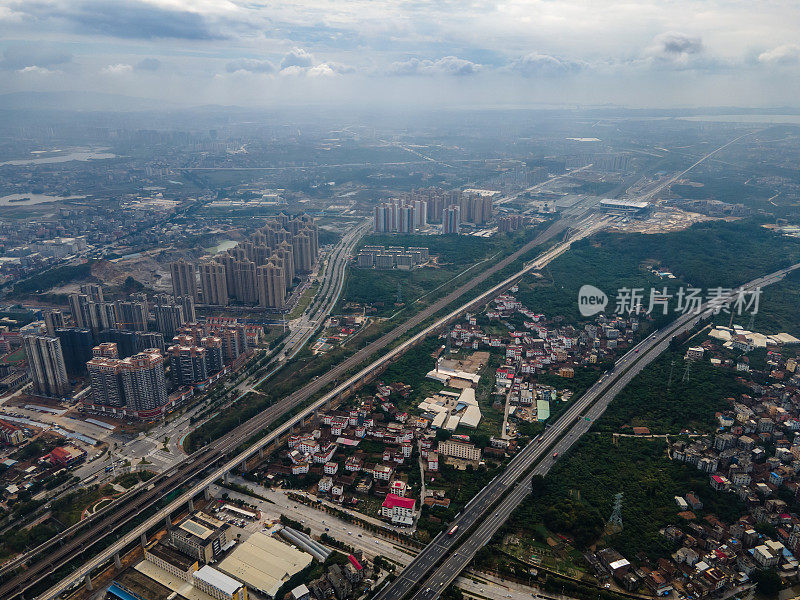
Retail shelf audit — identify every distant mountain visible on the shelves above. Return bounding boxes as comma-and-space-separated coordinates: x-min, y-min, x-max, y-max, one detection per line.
0, 91, 179, 112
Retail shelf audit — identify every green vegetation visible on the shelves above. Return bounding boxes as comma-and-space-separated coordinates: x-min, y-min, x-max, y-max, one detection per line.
114, 471, 155, 490
318, 229, 343, 246
0, 311, 38, 327
509, 436, 744, 560
744, 267, 800, 335
342, 232, 528, 316
289, 282, 319, 319
12, 261, 93, 295
416, 463, 500, 541
593, 347, 747, 434
187, 391, 276, 451
752, 569, 782, 596
517, 220, 800, 324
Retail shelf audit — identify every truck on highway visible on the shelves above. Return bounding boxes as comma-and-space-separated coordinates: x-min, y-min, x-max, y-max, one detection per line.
448, 525, 459, 536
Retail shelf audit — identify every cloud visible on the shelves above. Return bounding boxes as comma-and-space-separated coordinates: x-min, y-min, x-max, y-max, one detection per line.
226, 58, 275, 74
641, 32, 708, 70
0, 45, 72, 71
387, 56, 480, 76
135, 57, 161, 71
14, 0, 224, 40
280, 48, 314, 70
758, 44, 800, 66
102, 63, 133, 75
307, 62, 355, 77
507, 53, 585, 77
653, 32, 703, 55
16, 65, 59, 75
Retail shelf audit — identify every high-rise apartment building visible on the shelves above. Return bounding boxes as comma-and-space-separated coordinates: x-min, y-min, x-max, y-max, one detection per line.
23, 334, 70, 397
233, 260, 258, 304
80, 283, 104, 302
460, 192, 494, 225
123, 350, 168, 412
199, 261, 229, 306
201, 337, 224, 375
99, 329, 164, 358
292, 231, 315, 273
68, 293, 90, 328
87, 353, 125, 407
257, 262, 286, 309
442, 204, 461, 234
170, 260, 197, 300
154, 303, 184, 340
43, 309, 65, 336
87, 349, 168, 416
168, 344, 208, 387
374, 199, 427, 234
55, 327, 94, 376
69, 293, 117, 334
116, 299, 149, 332
275, 241, 295, 287
179, 295, 196, 323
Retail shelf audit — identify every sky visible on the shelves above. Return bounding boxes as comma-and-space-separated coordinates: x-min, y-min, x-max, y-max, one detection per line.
1, 0, 799, 109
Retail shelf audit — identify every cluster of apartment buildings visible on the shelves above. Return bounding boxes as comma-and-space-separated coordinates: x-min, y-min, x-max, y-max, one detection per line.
356, 245, 429, 270
372, 188, 495, 235
15, 282, 258, 419
172, 213, 319, 310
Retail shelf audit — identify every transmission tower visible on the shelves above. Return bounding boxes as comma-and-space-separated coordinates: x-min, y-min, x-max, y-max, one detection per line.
607, 493, 623, 532
396, 282, 403, 304
682, 360, 691, 383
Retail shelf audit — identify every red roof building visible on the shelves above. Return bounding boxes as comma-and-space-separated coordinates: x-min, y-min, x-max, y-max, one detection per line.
0, 419, 24, 445
381, 493, 415, 510
48, 445, 86, 466
348, 555, 363, 571
380, 493, 416, 525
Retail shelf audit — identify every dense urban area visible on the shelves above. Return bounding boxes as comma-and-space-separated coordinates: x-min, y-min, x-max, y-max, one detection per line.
1, 102, 800, 600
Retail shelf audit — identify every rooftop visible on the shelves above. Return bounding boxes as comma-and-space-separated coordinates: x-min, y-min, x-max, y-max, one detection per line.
194, 565, 243, 595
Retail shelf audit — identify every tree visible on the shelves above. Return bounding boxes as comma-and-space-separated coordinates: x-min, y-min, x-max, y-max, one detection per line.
752, 569, 781, 596
435, 429, 451, 442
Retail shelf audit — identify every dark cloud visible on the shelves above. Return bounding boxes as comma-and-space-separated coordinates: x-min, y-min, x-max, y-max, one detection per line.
507, 53, 585, 77
280, 48, 314, 70
13, 0, 223, 40
0, 45, 72, 71
226, 58, 276, 74
135, 58, 161, 71
650, 32, 703, 56
387, 56, 480, 76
